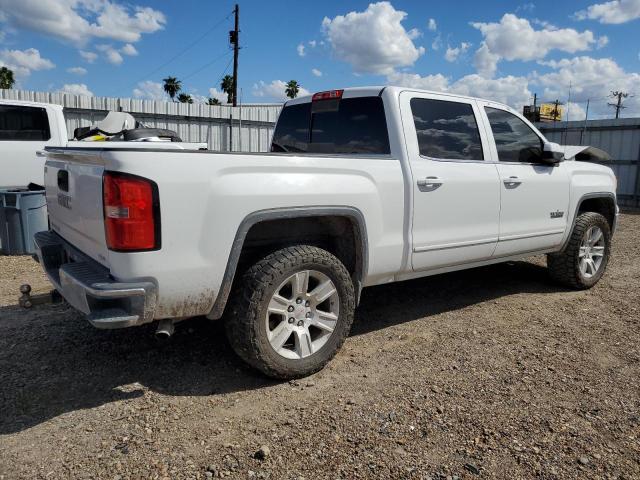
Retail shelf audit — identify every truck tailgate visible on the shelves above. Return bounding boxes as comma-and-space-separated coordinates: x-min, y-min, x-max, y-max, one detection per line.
44, 150, 110, 266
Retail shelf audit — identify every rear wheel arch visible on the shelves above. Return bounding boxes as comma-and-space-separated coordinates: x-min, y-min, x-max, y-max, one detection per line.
207, 206, 368, 320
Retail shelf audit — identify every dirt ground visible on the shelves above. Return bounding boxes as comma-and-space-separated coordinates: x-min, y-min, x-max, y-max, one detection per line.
0, 214, 638, 480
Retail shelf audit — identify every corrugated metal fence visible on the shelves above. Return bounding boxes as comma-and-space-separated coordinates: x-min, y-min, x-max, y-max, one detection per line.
537, 118, 640, 209
0, 89, 282, 152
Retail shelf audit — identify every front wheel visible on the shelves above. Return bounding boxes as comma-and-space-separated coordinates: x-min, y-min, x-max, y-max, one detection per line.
225, 245, 355, 379
547, 212, 611, 289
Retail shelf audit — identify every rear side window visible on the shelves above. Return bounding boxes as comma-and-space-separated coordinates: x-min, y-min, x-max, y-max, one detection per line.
410, 98, 483, 160
271, 97, 390, 154
0, 105, 51, 141
485, 107, 543, 163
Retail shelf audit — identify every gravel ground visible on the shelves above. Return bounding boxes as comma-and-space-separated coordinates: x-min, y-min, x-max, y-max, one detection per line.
0, 214, 639, 480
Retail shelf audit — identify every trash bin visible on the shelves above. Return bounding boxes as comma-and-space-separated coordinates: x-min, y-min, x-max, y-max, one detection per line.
0, 188, 48, 255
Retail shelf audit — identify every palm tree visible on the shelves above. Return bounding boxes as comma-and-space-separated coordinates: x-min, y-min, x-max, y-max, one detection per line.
220, 75, 234, 104
0, 67, 15, 89
177, 93, 193, 104
285, 80, 300, 99
207, 97, 221, 106
162, 76, 182, 101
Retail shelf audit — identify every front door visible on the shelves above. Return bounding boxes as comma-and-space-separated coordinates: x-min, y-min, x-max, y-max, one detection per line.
480, 105, 570, 257
399, 92, 501, 271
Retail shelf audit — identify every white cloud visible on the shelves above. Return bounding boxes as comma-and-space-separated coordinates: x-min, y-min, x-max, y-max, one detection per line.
575, 0, 640, 24
0, 0, 166, 45
387, 71, 532, 111
132, 80, 165, 100
252, 80, 311, 101
389, 54, 640, 118
427, 18, 437, 31
121, 43, 138, 56
0, 47, 55, 76
431, 33, 442, 51
308, 40, 317, 48
311, 68, 322, 77
79, 50, 97, 63
532, 56, 640, 117
473, 42, 500, 77
516, 2, 536, 12
208, 87, 228, 104
597, 35, 609, 48
564, 101, 588, 121
67, 66, 87, 75
96, 44, 123, 65
471, 14, 603, 76
297, 43, 306, 57
59, 83, 93, 97
321, 2, 425, 74
445, 42, 471, 62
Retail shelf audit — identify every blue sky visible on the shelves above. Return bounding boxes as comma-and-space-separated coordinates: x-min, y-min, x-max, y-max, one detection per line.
0, 0, 638, 118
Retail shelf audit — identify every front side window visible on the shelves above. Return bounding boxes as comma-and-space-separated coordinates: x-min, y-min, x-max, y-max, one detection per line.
485, 107, 543, 163
0, 105, 51, 141
271, 97, 390, 154
410, 98, 483, 160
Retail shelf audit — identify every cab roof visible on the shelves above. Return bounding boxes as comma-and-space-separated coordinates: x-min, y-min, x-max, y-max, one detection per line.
286, 85, 512, 112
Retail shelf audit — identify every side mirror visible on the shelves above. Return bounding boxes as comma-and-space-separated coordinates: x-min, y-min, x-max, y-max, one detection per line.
541, 142, 564, 165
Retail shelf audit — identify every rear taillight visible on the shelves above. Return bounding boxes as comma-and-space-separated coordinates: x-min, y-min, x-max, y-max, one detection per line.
103, 172, 160, 251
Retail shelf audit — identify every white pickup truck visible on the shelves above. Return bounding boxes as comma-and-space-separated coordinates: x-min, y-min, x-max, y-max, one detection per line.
35, 86, 618, 379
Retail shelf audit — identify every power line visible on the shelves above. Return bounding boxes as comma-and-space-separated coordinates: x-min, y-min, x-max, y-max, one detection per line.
181, 50, 233, 82
129, 10, 234, 88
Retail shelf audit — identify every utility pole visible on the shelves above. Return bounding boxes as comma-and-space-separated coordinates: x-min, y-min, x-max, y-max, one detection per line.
608, 91, 628, 119
566, 81, 572, 122
580, 99, 589, 144
231, 4, 240, 107
553, 99, 560, 125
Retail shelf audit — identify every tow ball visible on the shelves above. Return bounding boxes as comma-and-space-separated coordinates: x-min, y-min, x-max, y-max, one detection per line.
19, 284, 63, 309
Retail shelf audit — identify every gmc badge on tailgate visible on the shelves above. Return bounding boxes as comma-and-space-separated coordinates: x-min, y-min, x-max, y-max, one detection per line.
57, 193, 72, 209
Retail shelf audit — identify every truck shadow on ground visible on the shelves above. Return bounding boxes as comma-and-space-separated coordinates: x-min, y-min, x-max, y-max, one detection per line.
0, 259, 562, 434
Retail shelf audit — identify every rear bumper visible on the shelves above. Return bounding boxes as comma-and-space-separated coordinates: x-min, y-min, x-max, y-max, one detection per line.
34, 231, 157, 329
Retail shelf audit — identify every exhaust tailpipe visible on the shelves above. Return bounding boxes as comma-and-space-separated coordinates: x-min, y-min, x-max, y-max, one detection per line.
155, 319, 175, 340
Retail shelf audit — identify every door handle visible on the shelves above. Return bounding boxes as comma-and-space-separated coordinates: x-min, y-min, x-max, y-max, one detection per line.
417, 176, 443, 191
503, 176, 522, 188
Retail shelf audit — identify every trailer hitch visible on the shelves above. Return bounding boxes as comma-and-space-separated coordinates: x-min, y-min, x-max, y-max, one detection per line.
19, 284, 63, 309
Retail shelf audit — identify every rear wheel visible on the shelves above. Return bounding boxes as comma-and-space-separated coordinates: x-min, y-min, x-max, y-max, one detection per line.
547, 212, 611, 289
225, 245, 355, 379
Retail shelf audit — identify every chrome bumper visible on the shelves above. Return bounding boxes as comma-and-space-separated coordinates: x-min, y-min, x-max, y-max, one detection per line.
34, 231, 157, 329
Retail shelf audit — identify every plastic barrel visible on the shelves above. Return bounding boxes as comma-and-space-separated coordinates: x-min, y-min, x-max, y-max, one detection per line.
0, 189, 48, 255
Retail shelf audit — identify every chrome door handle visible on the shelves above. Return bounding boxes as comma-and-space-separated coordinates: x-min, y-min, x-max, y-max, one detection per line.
417, 176, 443, 191
503, 176, 522, 188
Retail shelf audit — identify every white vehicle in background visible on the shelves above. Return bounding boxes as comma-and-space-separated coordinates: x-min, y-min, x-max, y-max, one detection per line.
0, 100, 206, 188
35, 86, 618, 379
0, 100, 66, 188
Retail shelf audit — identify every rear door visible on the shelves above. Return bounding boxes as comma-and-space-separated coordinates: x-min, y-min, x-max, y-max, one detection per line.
399, 91, 501, 271
479, 104, 570, 256
44, 151, 110, 266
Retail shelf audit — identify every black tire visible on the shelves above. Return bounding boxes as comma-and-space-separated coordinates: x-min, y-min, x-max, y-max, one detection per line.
547, 212, 611, 289
225, 245, 356, 379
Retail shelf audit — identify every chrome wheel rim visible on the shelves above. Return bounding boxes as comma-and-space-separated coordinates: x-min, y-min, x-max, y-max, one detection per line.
579, 226, 605, 279
265, 270, 340, 360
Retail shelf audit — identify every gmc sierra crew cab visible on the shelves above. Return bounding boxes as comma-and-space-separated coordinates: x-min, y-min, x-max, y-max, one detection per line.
35, 86, 618, 379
